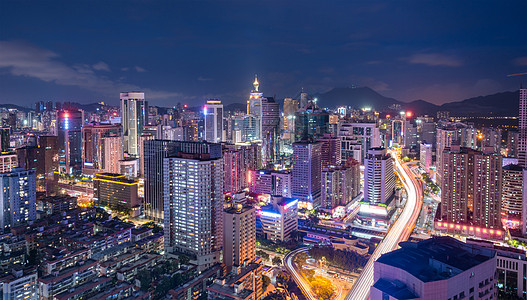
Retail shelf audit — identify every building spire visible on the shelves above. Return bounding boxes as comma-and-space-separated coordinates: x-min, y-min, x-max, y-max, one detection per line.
253, 74, 259, 92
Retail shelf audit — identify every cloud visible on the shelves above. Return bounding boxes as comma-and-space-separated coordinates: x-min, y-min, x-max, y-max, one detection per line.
405, 53, 463, 67
92, 61, 110, 71
513, 56, 527, 66
197, 76, 213, 81
135, 66, 146, 72
0, 40, 181, 102
121, 67, 129, 71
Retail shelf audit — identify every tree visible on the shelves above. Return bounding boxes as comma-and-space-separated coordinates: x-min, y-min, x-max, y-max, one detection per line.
179, 254, 191, 265
262, 275, 271, 291
256, 250, 270, 261
272, 257, 282, 266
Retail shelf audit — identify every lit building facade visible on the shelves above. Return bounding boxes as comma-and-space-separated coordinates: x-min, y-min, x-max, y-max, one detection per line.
81, 123, 122, 175
121, 92, 147, 156
259, 196, 298, 242
0, 168, 36, 230
223, 204, 256, 270
93, 173, 139, 215
292, 141, 322, 209
203, 99, 223, 143
364, 148, 395, 205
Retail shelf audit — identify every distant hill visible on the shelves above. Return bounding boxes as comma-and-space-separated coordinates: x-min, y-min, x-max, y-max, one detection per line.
0, 103, 34, 113
314, 87, 519, 117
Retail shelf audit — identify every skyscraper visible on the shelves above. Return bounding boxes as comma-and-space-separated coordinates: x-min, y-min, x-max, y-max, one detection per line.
317, 133, 342, 168
518, 89, 527, 167
247, 75, 263, 119
439, 146, 502, 234
121, 92, 148, 157
203, 99, 224, 143
0, 127, 10, 152
163, 152, 223, 271
260, 97, 280, 166
502, 164, 523, 227
0, 168, 36, 230
57, 110, 83, 174
144, 140, 222, 221
292, 141, 322, 209
364, 148, 395, 205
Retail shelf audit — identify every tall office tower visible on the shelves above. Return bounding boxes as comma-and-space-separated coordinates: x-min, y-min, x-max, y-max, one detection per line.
102, 136, 122, 174
283, 98, 299, 131
0, 168, 36, 230
241, 115, 261, 142
419, 142, 432, 173
299, 92, 308, 110
294, 102, 330, 141
364, 148, 395, 205
0, 154, 18, 173
121, 92, 148, 157
0, 127, 10, 152
440, 146, 502, 232
502, 164, 523, 227
481, 127, 502, 153
519, 89, 527, 167
138, 134, 154, 176
321, 158, 360, 209
391, 119, 404, 146
57, 110, 83, 174
404, 120, 418, 151
144, 140, 222, 221
317, 133, 341, 168
81, 123, 122, 175
338, 122, 381, 163
247, 75, 263, 119
259, 196, 298, 242
163, 152, 223, 271
507, 131, 519, 157
203, 99, 224, 143
292, 141, 322, 209
261, 97, 280, 166
223, 204, 256, 270
416, 117, 436, 146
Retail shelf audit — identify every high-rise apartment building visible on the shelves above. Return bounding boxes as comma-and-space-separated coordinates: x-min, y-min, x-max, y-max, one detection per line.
338, 122, 381, 163
518, 89, 527, 167
121, 92, 147, 156
163, 152, 223, 271
321, 158, 360, 210
0, 168, 36, 230
294, 102, 330, 141
364, 148, 395, 205
259, 196, 298, 242
0, 154, 18, 173
292, 141, 322, 209
203, 99, 223, 143
81, 123, 122, 175
144, 140, 222, 221
248, 169, 292, 198
317, 133, 341, 168
223, 204, 256, 270
0, 128, 10, 152
502, 164, 523, 227
438, 146, 502, 237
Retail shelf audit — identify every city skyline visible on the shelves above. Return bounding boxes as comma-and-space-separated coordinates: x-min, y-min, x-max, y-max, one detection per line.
1, 0, 526, 106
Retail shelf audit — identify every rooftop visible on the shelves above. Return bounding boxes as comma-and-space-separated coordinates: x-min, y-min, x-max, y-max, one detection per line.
372, 278, 418, 299
376, 236, 495, 282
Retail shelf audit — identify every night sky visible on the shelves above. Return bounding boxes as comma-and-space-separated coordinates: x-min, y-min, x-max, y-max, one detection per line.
1, 0, 526, 107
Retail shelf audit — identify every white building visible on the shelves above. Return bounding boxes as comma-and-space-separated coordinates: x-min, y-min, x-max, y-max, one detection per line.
0, 266, 38, 300
419, 142, 432, 173
371, 237, 497, 300
203, 100, 224, 143
163, 153, 224, 271
121, 92, 147, 156
0, 154, 17, 174
338, 122, 381, 163
259, 196, 298, 242
364, 148, 395, 205
248, 169, 292, 198
0, 168, 36, 231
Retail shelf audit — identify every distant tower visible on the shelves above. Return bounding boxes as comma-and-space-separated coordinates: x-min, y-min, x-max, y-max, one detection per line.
121, 92, 148, 157
253, 74, 259, 92
518, 88, 527, 167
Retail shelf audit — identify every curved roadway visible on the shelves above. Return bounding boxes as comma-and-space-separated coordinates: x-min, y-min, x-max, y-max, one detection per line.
284, 247, 319, 300
344, 154, 423, 300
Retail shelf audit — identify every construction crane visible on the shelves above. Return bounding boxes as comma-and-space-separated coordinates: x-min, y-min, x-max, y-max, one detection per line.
507, 72, 527, 77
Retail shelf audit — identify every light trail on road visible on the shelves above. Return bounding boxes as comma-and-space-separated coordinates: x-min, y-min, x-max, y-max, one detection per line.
284, 247, 319, 300
345, 153, 423, 300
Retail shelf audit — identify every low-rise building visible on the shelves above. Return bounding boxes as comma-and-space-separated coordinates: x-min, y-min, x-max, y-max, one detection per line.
38, 259, 98, 300
0, 265, 38, 300
258, 196, 298, 242
371, 236, 497, 300
207, 260, 263, 300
